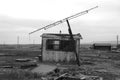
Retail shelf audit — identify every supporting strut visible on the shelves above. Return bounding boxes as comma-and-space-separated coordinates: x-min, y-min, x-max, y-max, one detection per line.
66, 20, 80, 66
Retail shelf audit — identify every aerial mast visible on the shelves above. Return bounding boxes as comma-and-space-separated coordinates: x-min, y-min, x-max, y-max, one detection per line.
117, 35, 119, 48
29, 6, 98, 66
29, 6, 98, 35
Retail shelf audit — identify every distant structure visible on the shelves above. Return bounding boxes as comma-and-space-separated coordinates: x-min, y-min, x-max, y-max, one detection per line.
17, 36, 20, 48
17, 36, 19, 44
117, 35, 119, 48
40, 33, 82, 63
93, 43, 111, 51
29, 6, 98, 66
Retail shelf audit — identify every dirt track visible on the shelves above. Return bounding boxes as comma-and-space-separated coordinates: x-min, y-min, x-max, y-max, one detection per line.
32, 64, 57, 74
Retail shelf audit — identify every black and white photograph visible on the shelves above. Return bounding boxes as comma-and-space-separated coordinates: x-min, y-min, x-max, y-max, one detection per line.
0, 0, 120, 80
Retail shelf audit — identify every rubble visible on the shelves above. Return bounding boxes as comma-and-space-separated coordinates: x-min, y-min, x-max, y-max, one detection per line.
41, 67, 103, 80
55, 73, 103, 80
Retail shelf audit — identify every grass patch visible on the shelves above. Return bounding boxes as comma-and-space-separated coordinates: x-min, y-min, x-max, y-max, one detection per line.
0, 68, 42, 80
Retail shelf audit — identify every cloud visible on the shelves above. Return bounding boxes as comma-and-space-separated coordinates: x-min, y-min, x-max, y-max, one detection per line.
0, 15, 54, 31
0, 0, 120, 44
0, 15, 54, 44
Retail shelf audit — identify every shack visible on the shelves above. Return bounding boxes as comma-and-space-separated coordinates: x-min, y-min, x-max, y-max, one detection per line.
41, 33, 82, 63
93, 43, 111, 51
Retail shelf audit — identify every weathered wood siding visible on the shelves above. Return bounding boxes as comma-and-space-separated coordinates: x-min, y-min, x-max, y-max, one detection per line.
41, 37, 80, 62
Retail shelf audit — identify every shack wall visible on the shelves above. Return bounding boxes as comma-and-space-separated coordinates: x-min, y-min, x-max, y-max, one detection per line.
41, 37, 80, 62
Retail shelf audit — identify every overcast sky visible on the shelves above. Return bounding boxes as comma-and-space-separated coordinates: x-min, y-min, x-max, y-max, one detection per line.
0, 0, 120, 44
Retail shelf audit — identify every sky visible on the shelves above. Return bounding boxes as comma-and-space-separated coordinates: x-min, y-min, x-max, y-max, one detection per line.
0, 0, 120, 44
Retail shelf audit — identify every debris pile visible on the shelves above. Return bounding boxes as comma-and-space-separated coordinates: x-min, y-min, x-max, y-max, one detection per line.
55, 73, 102, 80
41, 67, 103, 80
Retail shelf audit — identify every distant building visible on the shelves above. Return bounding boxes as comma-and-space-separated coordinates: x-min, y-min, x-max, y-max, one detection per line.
117, 44, 120, 49
40, 33, 82, 63
93, 43, 111, 51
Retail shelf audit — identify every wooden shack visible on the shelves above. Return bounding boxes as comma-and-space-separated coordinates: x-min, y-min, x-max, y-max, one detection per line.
93, 43, 111, 51
41, 33, 82, 63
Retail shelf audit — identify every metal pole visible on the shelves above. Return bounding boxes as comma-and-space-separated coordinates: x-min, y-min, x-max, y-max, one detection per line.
17, 36, 19, 48
117, 35, 119, 48
66, 20, 80, 66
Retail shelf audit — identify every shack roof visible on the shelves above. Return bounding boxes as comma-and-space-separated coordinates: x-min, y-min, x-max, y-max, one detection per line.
93, 43, 111, 46
41, 33, 82, 39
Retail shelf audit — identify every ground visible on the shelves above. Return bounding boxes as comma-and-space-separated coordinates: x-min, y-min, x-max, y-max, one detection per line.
0, 44, 120, 80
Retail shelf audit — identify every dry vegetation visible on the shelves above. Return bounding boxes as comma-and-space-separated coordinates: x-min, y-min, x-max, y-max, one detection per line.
0, 44, 120, 80
0, 68, 42, 80
0, 44, 42, 80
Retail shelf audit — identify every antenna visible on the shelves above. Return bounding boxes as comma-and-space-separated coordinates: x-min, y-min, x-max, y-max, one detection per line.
117, 35, 119, 48
17, 36, 19, 45
28, 6, 98, 66
17, 36, 19, 49
29, 6, 98, 35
